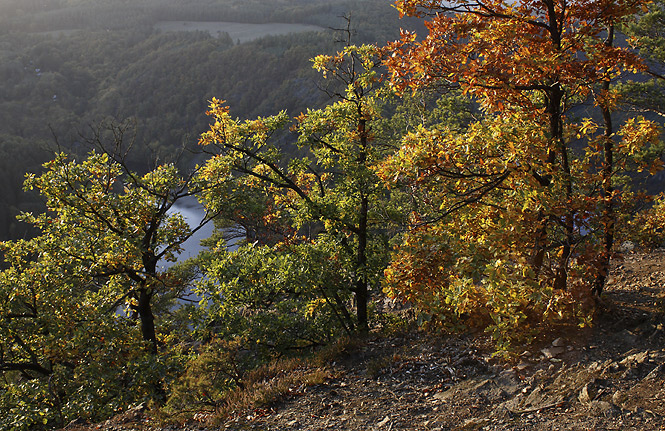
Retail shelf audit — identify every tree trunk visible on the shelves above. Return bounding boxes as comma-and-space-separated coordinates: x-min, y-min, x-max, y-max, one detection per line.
137, 287, 158, 354
532, 84, 565, 278
355, 115, 369, 333
594, 25, 616, 296
356, 192, 369, 332
553, 135, 574, 290
540, 3, 574, 290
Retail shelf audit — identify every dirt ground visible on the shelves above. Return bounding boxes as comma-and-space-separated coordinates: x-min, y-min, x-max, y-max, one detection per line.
66, 249, 665, 431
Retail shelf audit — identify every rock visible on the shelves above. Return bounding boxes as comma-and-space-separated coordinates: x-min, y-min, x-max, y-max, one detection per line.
612, 390, 626, 405
540, 347, 565, 359
376, 416, 390, 427
462, 418, 490, 428
579, 384, 592, 404
552, 338, 565, 347
433, 390, 453, 402
515, 362, 529, 371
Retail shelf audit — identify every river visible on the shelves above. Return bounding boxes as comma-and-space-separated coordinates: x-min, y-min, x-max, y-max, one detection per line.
170, 201, 216, 263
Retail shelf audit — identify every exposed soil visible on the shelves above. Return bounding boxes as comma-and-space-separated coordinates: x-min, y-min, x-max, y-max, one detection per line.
65, 249, 665, 431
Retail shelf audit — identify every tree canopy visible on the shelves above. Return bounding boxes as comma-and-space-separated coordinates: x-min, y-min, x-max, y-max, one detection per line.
377, 0, 663, 344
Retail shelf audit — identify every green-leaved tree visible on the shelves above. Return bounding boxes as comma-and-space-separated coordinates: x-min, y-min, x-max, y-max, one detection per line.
0, 125, 226, 428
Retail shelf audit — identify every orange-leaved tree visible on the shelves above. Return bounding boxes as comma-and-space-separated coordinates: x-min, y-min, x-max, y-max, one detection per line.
379, 0, 663, 344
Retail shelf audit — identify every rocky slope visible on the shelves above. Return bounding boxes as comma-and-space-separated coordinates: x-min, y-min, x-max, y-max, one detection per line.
66, 249, 665, 431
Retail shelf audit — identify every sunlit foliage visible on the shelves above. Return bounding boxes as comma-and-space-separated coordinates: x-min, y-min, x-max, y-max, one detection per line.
379, 0, 664, 345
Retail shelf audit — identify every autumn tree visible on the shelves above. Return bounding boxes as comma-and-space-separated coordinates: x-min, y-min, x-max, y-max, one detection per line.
0, 123, 227, 428
379, 0, 662, 342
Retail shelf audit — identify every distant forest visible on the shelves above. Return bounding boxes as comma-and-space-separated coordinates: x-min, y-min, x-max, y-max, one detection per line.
0, 0, 421, 240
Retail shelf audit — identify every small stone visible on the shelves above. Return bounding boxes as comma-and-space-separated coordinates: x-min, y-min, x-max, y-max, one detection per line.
579, 384, 592, 404
433, 391, 453, 402
462, 418, 489, 427
612, 390, 625, 405
541, 347, 565, 359
377, 416, 390, 427
552, 337, 565, 347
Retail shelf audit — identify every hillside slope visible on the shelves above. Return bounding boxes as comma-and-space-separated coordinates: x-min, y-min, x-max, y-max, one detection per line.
64, 249, 665, 431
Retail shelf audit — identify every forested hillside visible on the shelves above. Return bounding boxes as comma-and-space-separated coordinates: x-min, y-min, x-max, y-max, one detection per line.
1, 0, 664, 430
0, 0, 419, 240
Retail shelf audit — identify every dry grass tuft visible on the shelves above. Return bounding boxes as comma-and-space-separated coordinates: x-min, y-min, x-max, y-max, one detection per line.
160, 333, 375, 427
204, 336, 369, 424
210, 357, 330, 424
